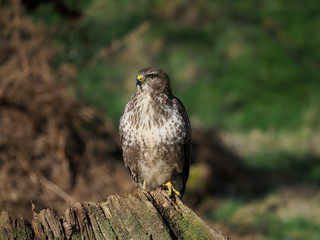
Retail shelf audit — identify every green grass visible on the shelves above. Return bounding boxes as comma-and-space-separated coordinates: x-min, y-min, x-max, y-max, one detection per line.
29, 0, 320, 131
206, 199, 244, 222
265, 217, 320, 240
206, 198, 320, 240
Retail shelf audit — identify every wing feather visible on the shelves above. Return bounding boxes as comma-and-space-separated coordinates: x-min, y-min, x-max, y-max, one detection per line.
119, 94, 141, 183
172, 97, 191, 196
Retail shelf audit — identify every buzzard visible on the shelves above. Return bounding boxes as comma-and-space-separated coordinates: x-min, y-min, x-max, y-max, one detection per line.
119, 67, 191, 199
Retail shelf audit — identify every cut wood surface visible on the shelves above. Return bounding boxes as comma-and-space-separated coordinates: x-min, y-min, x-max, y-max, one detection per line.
0, 189, 229, 240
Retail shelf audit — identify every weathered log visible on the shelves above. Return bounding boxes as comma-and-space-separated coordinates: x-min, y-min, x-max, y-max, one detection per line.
0, 189, 229, 240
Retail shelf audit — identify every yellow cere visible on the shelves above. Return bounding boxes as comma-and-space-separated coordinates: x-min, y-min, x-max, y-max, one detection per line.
137, 75, 143, 80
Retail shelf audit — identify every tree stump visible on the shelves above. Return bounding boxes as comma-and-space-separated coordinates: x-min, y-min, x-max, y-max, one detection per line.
0, 189, 229, 239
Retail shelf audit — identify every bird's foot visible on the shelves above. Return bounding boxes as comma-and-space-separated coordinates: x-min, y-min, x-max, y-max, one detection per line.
142, 180, 147, 190
160, 181, 182, 200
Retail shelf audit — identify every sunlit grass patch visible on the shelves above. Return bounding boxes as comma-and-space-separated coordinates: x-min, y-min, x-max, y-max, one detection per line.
207, 187, 320, 240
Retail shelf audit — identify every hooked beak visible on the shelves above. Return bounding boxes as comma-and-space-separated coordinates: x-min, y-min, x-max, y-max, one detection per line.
136, 74, 143, 86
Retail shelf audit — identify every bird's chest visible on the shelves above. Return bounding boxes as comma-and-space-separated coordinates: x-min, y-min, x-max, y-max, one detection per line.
124, 94, 180, 147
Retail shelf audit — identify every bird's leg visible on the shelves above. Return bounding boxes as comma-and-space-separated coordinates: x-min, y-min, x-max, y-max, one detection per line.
160, 181, 181, 199
142, 180, 147, 190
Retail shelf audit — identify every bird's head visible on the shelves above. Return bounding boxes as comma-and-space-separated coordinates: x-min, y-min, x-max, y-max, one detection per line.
135, 67, 172, 95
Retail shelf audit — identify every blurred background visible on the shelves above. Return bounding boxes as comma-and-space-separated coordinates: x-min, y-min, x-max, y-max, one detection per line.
0, 0, 319, 239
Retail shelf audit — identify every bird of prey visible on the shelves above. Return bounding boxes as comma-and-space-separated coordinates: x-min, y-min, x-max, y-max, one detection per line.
119, 67, 191, 199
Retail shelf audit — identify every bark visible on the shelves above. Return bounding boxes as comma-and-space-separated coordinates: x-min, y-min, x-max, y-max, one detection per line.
0, 189, 229, 240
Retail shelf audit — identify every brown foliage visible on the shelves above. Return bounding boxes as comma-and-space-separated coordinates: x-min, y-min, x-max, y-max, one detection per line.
0, 0, 133, 220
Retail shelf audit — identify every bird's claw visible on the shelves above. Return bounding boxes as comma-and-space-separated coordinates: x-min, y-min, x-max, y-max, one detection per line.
160, 181, 181, 200
142, 180, 147, 190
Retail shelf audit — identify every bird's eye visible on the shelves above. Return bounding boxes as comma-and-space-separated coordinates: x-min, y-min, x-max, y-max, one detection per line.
148, 74, 157, 80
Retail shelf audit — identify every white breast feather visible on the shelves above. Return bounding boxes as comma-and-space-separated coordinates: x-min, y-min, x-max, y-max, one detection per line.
121, 93, 185, 148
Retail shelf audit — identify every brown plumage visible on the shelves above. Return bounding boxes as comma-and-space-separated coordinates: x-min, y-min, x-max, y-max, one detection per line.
119, 67, 191, 198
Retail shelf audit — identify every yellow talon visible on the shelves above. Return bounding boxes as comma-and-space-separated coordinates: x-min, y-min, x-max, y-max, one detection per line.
161, 181, 181, 198
142, 180, 147, 190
